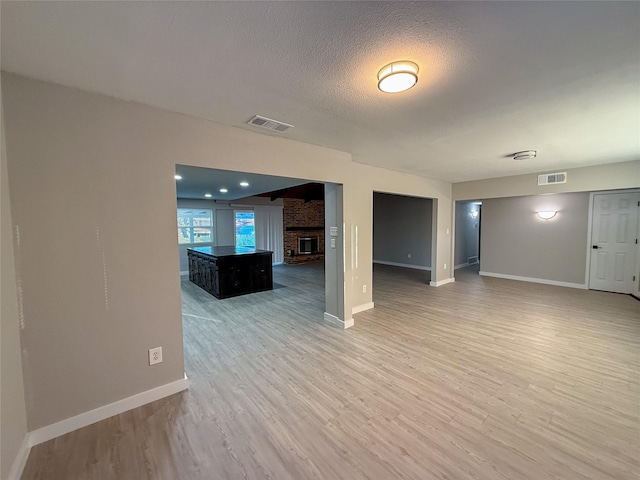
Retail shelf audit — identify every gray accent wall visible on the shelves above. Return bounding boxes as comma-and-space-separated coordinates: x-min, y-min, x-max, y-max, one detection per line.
373, 193, 432, 269
480, 192, 590, 285
454, 201, 480, 268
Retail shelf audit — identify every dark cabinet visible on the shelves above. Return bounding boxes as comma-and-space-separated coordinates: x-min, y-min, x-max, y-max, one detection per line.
187, 246, 273, 299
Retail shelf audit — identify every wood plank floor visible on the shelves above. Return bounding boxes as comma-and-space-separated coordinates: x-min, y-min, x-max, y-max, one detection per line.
21, 263, 640, 479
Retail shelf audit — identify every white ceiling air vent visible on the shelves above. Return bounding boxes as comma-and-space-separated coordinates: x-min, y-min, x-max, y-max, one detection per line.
247, 115, 294, 133
538, 172, 567, 186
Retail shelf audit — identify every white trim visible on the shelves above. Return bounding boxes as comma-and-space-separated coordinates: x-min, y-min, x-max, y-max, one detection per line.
7, 434, 30, 480
454, 262, 469, 270
352, 302, 374, 315
373, 260, 431, 271
429, 277, 455, 287
323, 312, 354, 329
480, 271, 587, 290
272, 261, 283, 266
28, 375, 189, 447
180, 270, 188, 276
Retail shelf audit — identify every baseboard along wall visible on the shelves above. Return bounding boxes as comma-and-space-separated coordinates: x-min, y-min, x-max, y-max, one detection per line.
479, 271, 587, 290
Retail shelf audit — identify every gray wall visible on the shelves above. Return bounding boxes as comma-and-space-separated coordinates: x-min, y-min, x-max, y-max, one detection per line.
1, 97, 28, 480
480, 192, 590, 284
454, 201, 480, 268
373, 193, 432, 269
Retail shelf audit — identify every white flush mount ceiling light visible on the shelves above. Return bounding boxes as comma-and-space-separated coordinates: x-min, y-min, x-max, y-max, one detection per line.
174, 175, 182, 180
537, 211, 557, 220
513, 150, 537, 161
239, 182, 249, 187
204, 193, 212, 198
219, 188, 228, 193
377, 61, 419, 93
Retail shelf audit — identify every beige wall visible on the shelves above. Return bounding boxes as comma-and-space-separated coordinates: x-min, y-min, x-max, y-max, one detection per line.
1, 95, 28, 480
480, 192, 590, 285
2, 73, 453, 430
453, 161, 640, 201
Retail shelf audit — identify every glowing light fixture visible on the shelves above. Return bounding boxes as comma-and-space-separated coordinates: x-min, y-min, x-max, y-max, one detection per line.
537, 211, 557, 220
174, 175, 182, 180
204, 193, 212, 198
219, 188, 228, 193
240, 181, 249, 187
377, 61, 419, 93
470, 211, 479, 218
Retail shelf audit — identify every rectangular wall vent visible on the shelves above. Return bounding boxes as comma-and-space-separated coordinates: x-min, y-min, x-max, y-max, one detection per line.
538, 172, 567, 186
247, 115, 294, 132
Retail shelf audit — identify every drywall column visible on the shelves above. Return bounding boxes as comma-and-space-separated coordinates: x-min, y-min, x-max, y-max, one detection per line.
430, 198, 454, 286
1, 98, 29, 480
324, 183, 348, 328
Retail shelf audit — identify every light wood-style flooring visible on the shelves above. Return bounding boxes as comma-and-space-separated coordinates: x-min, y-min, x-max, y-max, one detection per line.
22, 264, 640, 479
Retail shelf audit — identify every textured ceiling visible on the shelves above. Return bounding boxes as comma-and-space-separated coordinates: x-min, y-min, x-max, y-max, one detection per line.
2, 1, 639, 182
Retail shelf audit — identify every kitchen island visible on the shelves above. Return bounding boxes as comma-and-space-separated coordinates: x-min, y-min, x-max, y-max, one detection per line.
187, 246, 273, 299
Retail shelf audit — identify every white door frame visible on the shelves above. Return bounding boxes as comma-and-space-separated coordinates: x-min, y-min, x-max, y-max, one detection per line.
585, 188, 640, 293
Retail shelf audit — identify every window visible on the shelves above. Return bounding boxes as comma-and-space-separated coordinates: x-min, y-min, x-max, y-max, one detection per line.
177, 209, 213, 244
235, 211, 255, 248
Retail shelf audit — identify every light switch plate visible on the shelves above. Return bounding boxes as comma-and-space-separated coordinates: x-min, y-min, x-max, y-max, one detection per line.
330, 226, 338, 237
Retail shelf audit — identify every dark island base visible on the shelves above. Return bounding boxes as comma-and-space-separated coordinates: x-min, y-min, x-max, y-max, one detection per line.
187, 246, 273, 299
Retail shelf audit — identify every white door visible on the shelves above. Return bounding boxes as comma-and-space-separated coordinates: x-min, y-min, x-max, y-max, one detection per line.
589, 192, 640, 294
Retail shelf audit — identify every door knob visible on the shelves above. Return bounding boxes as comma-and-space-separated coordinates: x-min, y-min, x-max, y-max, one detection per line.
592, 245, 600, 249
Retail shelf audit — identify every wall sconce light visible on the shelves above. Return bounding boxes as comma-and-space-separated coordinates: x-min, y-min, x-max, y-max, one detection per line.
470, 211, 478, 218
537, 211, 557, 220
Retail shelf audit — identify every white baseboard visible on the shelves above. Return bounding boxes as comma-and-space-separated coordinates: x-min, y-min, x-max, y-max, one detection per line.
180, 270, 188, 276
28, 375, 189, 447
352, 302, 374, 315
373, 260, 431, 271
479, 271, 588, 290
7, 434, 31, 480
429, 277, 455, 287
323, 312, 354, 329
454, 262, 469, 270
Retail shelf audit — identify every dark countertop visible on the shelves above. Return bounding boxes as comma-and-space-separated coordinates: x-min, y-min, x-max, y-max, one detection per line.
187, 246, 273, 257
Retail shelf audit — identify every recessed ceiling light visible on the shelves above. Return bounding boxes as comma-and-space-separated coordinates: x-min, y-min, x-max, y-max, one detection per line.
513, 150, 537, 161
174, 175, 182, 180
239, 181, 249, 187
204, 193, 212, 198
220, 188, 228, 193
377, 61, 419, 93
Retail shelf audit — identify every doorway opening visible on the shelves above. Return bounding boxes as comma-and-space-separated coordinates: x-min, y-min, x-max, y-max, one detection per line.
453, 200, 482, 277
174, 165, 346, 379
372, 192, 436, 301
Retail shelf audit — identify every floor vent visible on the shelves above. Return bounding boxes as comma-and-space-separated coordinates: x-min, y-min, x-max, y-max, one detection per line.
247, 115, 294, 132
468, 256, 479, 265
538, 172, 567, 186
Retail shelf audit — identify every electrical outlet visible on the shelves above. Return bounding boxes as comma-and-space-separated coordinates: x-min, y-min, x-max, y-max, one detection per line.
149, 347, 162, 366
444, 263, 447, 270
363, 284, 367, 293
407, 253, 411, 258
